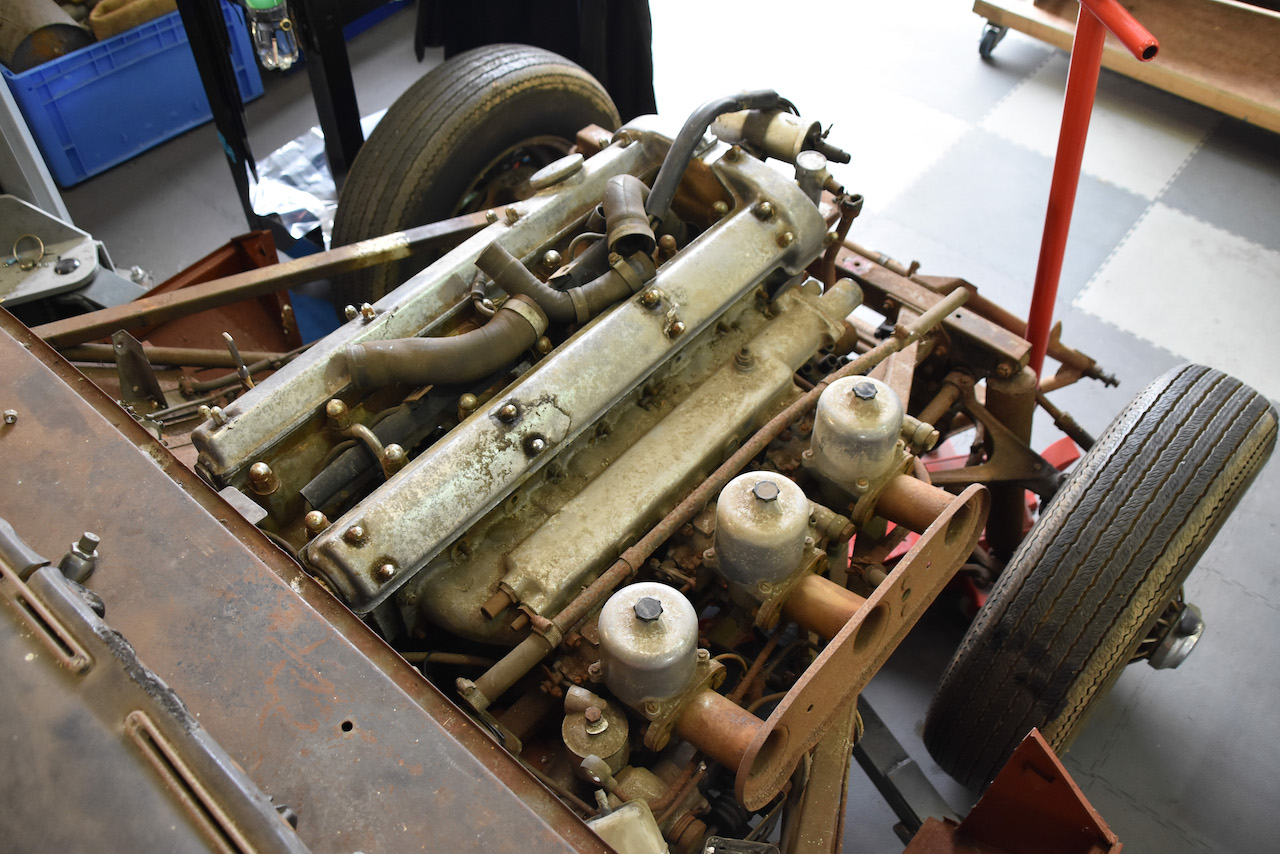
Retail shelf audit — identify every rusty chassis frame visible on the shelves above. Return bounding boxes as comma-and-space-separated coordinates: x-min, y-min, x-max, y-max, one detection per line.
3, 112, 1125, 854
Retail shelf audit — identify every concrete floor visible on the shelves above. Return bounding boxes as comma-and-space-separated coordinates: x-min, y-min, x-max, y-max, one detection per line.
49, 2, 1280, 852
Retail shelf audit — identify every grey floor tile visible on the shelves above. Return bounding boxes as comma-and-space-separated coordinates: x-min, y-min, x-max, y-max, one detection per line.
1161, 119, 1280, 252
882, 128, 1150, 305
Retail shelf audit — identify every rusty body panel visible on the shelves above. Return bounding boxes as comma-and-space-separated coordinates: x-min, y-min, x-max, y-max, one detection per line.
0, 309, 606, 854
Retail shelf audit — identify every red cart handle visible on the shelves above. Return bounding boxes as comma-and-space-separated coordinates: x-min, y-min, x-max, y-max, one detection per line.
1024, 0, 1158, 378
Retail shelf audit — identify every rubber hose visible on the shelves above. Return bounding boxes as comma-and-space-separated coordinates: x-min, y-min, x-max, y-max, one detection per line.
646, 90, 794, 221
345, 295, 547, 389
603, 174, 655, 256
477, 243, 656, 325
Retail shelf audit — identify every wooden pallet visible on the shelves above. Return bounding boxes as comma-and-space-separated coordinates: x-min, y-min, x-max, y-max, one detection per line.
973, 0, 1280, 133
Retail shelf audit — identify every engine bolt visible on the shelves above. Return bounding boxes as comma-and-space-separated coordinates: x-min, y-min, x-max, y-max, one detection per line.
209, 406, 228, 427
666, 320, 686, 338
374, 562, 396, 582
304, 510, 329, 536
777, 231, 795, 248
382, 443, 407, 473
484, 210, 498, 224
497, 402, 519, 423
359, 303, 376, 322
753, 201, 774, 220
734, 347, 755, 371
824, 229, 839, 246
639, 288, 661, 308
725, 145, 742, 162
248, 461, 279, 495
525, 436, 547, 456
534, 336, 553, 356
343, 525, 366, 545
657, 234, 678, 260
504, 206, 521, 224
633, 596, 664, 622
3, 409, 17, 425
996, 361, 1016, 378
458, 393, 479, 416
343, 304, 358, 321
325, 399, 351, 430
752, 480, 780, 502
712, 201, 729, 219
197, 404, 212, 422
584, 706, 602, 724
608, 252, 622, 266
542, 249, 562, 270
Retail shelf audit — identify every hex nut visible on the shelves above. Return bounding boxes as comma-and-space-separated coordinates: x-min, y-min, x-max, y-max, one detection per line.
2, 409, 16, 425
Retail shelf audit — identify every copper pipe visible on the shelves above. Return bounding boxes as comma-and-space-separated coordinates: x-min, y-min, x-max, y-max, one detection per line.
675, 690, 764, 771
729, 625, 785, 705
466, 288, 970, 708
875, 474, 953, 534
781, 574, 867, 639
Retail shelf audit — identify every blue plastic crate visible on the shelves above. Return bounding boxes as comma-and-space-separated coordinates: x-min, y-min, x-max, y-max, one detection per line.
2, 0, 263, 187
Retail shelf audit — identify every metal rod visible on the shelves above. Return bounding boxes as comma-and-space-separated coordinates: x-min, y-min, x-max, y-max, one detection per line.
34, 212, 491, 348
60, 343, 285, 368
1025, 1, 1156, 376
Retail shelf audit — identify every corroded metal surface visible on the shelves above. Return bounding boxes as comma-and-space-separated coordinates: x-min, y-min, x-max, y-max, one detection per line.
0, 309, 606, 854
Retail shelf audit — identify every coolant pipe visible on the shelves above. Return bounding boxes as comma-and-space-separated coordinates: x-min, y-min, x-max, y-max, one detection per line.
476, 242, 656, 325
646, 90, 796, 221
460, 286, 969, 711
603, 174, 655, 256
344, 295, 548, 389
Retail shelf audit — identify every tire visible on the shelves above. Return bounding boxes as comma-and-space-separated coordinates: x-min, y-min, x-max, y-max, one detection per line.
331, 44, 620, 306
924, 364, 1277, 790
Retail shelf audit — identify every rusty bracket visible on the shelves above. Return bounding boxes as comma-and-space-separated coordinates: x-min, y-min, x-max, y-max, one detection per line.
734, 484, 990, 810
110, 329, 169, 410
929, 383, 1062, 499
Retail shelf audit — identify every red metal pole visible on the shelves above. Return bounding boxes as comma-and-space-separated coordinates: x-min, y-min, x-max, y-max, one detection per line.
1024, 0, 1157, 377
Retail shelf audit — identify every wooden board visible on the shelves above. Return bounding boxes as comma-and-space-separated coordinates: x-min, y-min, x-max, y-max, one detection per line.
974, 0, 1280, 134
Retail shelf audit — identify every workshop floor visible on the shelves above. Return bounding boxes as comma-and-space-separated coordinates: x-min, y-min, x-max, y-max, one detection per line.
58, 2, 1280, 852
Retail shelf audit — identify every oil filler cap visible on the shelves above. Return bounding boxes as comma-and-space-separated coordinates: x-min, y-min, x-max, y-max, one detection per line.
853, 381, 878, 400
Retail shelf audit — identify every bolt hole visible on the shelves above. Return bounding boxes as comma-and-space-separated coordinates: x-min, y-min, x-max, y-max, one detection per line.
806, 704, 814, 713
340, 720, 354, 733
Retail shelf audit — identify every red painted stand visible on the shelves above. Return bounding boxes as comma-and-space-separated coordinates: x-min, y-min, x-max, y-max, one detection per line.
1025, 0, 1158, 377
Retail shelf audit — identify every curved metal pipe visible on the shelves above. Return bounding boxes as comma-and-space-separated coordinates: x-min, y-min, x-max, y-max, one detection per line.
344, 295, 547, 389
477, 242, 655, 325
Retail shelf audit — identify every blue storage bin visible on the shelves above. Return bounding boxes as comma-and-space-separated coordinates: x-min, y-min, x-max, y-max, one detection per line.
2, 0, 264, 187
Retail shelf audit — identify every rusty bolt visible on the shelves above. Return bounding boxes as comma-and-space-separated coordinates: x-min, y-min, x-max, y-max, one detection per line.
248, 461, 279, 495
209, 406, 228, 427
504, 206, 521, 224
639, 288, 661, 308
777, 231, 795, 248
584, 706, 602, 724
711, 200, 729, 219
666, 319, 686, 338
734, 347, 755, 371
534, 336, 553, 356
304, 510, 329, 536
3, 409, 17, 425
343, 304, 358, 321
359, 303, 376, 322
497, 402, 519, 423
824, 229, 839, 246
374, 563, 397, 582
325, 398, 351, 430
725, 144, 742, 162
382, 443, 407, 472
587, 661, 603, 680
458, 393, 479, 413
542, 249, 563, 270
657, 234, 678, 260
484, 209, 498, 224
343, 525, 367, 545
996, 361, 1016, 378
615, 131, 634, 147
753, 201, 774, 220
